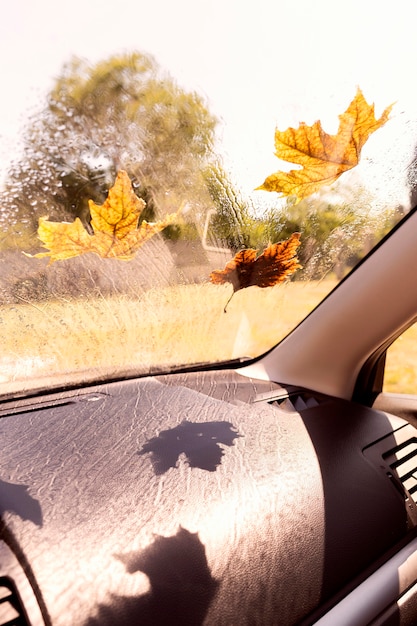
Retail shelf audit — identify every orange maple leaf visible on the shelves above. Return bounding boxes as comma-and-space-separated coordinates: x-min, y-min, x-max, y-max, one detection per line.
210, 232, 302, 311
29, 170, 180, 262
258, 88, 393, 201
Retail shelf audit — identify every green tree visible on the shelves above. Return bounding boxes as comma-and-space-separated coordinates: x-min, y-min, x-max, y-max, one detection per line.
263, 186, 397, 279
203, 162, 269, 251
1, 51, 218, 237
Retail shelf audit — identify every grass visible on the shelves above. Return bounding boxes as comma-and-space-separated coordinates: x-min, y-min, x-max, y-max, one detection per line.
0, 277, 414, 395
384, 324, 417, 394
0, 280, 333, 393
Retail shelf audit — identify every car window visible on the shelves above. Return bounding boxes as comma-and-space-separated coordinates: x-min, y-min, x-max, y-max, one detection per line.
1, 0, 417, 396
384, 323, 417, 394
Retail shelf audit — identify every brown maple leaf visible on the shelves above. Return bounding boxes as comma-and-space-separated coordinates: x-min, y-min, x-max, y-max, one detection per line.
210, 232, 302, 311
258, 88, 393, 201
28, 170, 180, 263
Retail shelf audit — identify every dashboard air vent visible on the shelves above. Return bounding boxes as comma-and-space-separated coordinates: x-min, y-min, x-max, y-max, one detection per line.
383, 437, 417, 504
0, 576, 29, 626
272, 393, 321, 412
253, 389, 325, 412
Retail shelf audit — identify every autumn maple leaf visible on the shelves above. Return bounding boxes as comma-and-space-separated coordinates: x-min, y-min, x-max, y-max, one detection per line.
28, 170, 180, 262
210, 232, 302, 311
258, 88, 393, 201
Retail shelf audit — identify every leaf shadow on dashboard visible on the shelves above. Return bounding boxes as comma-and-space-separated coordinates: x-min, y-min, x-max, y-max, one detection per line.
0, 479, 43, 526
138, 419, 241, 474
85, 526, 218, 626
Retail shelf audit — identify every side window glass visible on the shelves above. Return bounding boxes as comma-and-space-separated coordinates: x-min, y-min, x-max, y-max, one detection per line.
384, 324, 417, 394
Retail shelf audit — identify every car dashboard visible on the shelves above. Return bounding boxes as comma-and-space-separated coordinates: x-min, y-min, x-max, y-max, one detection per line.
1, 369, 417, 625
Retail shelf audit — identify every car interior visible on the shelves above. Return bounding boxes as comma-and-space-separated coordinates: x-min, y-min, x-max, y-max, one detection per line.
2, 206, 417, 626
2, 1, 417, 625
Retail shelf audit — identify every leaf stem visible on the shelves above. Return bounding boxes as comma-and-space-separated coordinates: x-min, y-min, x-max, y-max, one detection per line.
223, 290, 235, 313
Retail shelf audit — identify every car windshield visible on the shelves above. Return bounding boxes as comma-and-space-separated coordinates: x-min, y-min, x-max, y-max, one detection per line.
1, 1, 416, 396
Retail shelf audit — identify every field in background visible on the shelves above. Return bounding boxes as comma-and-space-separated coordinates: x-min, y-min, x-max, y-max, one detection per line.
0, 277, 414, 395
384, 323, 417, 394
0, 280, 334, 394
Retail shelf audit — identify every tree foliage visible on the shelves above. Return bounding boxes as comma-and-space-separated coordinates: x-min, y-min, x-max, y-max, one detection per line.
203, 162, 265, 251
204, 160, 399, 280
1, 51, 217, 236
1, 76, 400, 289
261, 188, 398, 279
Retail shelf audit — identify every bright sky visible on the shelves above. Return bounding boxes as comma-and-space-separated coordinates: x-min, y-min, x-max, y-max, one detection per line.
1, 0, 417, 205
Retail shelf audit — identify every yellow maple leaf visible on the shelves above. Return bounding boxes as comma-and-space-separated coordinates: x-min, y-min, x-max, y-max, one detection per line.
258, 88, 393, 201
30, 170, 179, 262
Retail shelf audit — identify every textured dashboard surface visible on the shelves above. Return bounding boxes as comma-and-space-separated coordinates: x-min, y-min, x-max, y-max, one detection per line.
0, 370, 411, 625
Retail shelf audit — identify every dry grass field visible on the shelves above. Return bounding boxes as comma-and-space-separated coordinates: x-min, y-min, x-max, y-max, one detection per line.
384, 324, 417, 394
0, 280, 332, 391
0, 277, 414, 395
